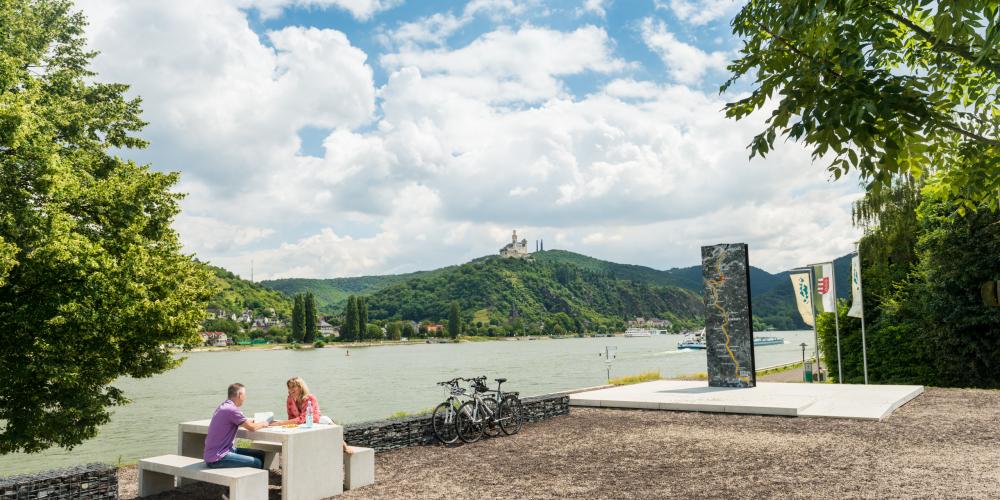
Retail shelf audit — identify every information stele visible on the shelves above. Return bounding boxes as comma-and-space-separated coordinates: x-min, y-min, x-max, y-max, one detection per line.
701, 243, 756, 388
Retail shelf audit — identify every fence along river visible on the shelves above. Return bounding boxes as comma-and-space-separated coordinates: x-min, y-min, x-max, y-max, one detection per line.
0, 331, 814, 475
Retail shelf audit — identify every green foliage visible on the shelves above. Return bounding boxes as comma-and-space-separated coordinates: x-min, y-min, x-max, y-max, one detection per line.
387, 321, 403, 340
609, 371, 661, 386
261, 272, 433, 313
448, 301, 461, 339
359, 297, 368, 339
303, 292, 316, 343
725, 0, 999, 212
291, 294, 305, 342
401, 322, 416, 339
342, 295, 357, 341
263, 249, 830, 331
313, 340, 325, 349
825, 188, 1000, 386
365, 323, 383, 341
0, 0, 214, 453
365, 256, 704, 330
203, 318, 241, 337
202, 262, 290, 319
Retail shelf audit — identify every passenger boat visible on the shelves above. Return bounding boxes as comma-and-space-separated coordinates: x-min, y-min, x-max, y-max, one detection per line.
753, 336, 785, 346
677, 329, 706, 350
624, 328, 653, 337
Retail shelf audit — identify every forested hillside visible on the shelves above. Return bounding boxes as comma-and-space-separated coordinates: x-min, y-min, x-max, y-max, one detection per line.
364, 255, 704, 332
254, 249, 853, 330
262, 271, 438, 313
201, 262, 291, 318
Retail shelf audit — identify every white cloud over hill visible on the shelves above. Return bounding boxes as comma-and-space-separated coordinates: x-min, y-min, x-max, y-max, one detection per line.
73, 0, 861, 280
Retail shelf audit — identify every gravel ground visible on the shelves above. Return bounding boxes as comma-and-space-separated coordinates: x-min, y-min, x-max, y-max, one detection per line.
119, 387, 1000, 499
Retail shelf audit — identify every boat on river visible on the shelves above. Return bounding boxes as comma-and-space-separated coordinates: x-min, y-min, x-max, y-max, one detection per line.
677, 329, 706, 349
753, 336, 785, 346
676, 330, 785, 350
624, 328, 653, 337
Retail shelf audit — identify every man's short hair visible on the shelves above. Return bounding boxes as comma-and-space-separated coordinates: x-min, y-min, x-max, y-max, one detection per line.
228, 383, 245, 399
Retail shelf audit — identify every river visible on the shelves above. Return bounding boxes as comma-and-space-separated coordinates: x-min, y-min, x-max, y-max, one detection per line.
0, 331, 815, 476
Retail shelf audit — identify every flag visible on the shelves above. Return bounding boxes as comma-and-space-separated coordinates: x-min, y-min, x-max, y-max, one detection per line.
813, 263, 837, 313
789, 272, 814, 327
847, 255, 864, 318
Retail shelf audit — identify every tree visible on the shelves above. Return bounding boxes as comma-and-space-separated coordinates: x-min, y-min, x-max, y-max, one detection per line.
366, 323, 384, 341
448, 302, 462, 339
401, 322, 416, 339
0, 0, 215, 453
387, 321, 403, 341
303, 292, 316, 343
291, 294, 305, 342
358, 296, 368, 340
724, 1, 999, 212
202, 318, 241, 337
342, 296, 357, 342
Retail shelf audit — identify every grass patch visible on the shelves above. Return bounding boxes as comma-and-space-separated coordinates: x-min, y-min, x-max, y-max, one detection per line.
387, 407, 435, 419
671, 371, 708, 381
609, 370, 661, 386
756, 361, 806, 377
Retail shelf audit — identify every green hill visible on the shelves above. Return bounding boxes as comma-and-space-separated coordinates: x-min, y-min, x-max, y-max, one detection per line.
262, 270, 441, 314
363, 255, 704, 331
200, 262, 291, 318
253, 249, 853, 330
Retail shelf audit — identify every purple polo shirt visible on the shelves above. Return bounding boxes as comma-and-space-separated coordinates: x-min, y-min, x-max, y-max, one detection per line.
204, 399, 247, 463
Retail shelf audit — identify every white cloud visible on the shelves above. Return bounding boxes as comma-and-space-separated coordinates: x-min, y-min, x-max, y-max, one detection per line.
655, 0, 740, 26
640, 17, 729, 84
72, 1, 863, 279
382, 25, 626, 103
174, 215, 275, 253
233, 0, 403, 21
580, 0, 610, 18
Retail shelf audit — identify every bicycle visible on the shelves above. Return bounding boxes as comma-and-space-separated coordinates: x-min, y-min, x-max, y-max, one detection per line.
454, 376, 499, 443
432, 377, 468, 444
492, 377, 524, 436
455, 376, 524, 442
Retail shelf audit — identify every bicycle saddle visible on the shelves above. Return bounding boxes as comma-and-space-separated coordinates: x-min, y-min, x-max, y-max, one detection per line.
494, 378, 507, 383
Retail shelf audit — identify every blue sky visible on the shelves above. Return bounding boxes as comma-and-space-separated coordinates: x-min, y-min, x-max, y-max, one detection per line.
75, 0, 862, 279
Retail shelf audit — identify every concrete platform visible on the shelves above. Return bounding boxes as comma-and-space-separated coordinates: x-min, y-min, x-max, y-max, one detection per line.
569, 380, 924, 420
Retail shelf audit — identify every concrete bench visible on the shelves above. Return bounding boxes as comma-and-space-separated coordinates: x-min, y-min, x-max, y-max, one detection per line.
139, 454, 267, 500
344, 446, 374, 490
248, 440, 282, 471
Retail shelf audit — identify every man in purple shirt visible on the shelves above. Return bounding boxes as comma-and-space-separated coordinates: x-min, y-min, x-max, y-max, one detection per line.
204, 383, 270, 469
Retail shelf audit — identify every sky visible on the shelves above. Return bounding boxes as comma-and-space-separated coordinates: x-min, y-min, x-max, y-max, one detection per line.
73, 0, 863, 280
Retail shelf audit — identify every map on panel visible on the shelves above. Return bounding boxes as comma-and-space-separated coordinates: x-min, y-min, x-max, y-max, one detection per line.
701, 243, 756, 388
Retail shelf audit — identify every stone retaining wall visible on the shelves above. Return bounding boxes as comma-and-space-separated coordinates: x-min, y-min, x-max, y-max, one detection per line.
343, 393, 570, 452
0, 462, 117, 499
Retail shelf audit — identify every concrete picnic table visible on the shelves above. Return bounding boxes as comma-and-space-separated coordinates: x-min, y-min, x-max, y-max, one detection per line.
178, 419, 344, 500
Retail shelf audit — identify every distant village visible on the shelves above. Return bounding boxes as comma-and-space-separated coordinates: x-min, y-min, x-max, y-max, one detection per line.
196, 230, 680, 346
198, 306, 448, 347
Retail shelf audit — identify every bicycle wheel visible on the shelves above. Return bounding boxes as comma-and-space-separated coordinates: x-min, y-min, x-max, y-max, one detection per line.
432, 400, 459, 444
455, 401, 483, 443
499, 395, 524, 435
481, 397, 500, 438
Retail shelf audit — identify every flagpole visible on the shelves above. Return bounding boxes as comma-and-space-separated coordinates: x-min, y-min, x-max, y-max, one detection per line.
829, 262, 843, 384
808, 266, 821, 379
856, 244, 869, 384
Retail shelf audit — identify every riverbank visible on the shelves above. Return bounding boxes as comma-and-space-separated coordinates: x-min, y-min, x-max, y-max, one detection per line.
114, 387, 1000, 499
179, 334, 611, 353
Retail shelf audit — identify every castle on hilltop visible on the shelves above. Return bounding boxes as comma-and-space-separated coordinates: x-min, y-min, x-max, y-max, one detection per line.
500, 230, 533, 258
